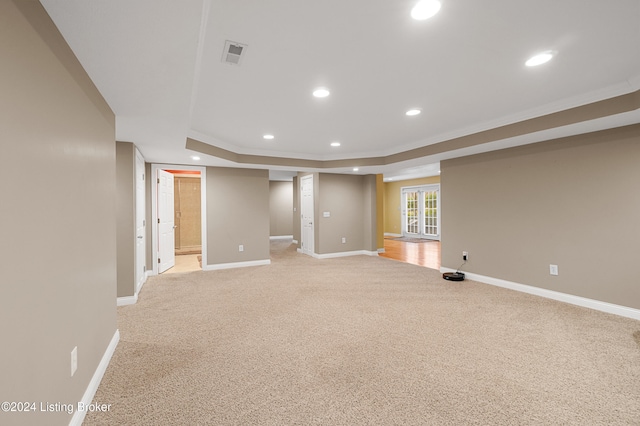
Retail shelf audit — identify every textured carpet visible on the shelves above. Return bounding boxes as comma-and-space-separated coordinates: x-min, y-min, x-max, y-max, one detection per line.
85, 240, 640, 425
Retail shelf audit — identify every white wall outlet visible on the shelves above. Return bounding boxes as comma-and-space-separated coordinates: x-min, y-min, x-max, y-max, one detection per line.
463, 251, 468, 261
239, 245, 244, 252
71, 346, 78, 377
323, 211, 331, 218
550, 264, 559, 276
341, 237, 346, 244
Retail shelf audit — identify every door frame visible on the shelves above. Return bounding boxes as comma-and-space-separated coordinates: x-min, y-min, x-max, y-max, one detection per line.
401, 184, 441, 240
151, 164, 207, 275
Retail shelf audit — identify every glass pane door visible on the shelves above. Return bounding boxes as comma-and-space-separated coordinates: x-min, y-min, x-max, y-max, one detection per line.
423, 188, 438, 237
405, 191, 419, 235
402, 185, 440, 240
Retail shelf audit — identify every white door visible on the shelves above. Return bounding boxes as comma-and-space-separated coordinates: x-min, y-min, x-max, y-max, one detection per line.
402, 185, 440, 240
300, 175, 314, 256
157, 169, 175, 273
135, 151, 146, 289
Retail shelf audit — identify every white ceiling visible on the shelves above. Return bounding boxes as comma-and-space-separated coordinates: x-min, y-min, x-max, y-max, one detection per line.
41, 0, 640, 180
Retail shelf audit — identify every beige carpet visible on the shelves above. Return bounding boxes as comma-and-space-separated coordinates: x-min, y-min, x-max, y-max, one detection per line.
85, 240, 640, 425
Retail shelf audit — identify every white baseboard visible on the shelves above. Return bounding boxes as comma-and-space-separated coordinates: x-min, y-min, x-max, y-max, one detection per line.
203, 259, 271, 271
69, 329, 120, 426
440, 267, 640, 321
384, 233, 402, 238
314, 250, 379, 259
270, 235, 293, 240
377, 248, 386, 253
116, 295, 138, 307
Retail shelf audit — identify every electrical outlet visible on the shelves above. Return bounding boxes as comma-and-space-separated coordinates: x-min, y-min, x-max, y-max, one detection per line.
550, 264, 558, 276
341, 237, 346, 244
239, 245, 244, 252
463, 251, 468, 261
71, 347, 78, 377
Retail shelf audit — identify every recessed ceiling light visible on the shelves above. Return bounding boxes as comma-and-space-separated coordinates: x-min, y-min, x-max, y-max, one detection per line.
313, 88, 330, 98
353, 167, 359, 172
263, 134, 275, 140
331, 142, 341, 147
191, 156, 200, 161
411, 0, 441, 20
525, 51, 555, 67
406, 109, 422, 116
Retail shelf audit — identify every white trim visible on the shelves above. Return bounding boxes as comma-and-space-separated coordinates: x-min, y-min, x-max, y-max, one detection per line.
69, 329, 120, 426
269, 235, 293, 240
151, 164, 207, 276
203, 259, 271, 271
136, 271, 148, 294
117, 295, 138, 307
384, 233, 402, 238
292, 239, 299, 244
440, 268, 640, 321
314, 250, 379, 259
377, 248, 386, 253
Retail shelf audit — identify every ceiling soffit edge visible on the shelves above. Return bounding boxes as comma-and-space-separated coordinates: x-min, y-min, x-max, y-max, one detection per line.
187, 89, 640, 169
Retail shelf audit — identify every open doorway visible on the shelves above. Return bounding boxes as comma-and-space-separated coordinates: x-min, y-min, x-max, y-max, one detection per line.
151, 164, 207, 275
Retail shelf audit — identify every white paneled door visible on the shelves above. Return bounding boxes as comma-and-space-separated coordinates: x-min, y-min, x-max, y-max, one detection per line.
157, 169, 175, 273
300, 175, 314, 256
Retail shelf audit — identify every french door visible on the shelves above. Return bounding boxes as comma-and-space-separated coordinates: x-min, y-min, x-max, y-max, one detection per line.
402, 185, 440, 240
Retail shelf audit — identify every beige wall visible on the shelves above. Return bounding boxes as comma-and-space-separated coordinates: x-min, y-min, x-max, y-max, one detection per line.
116, 142, 136, 298
269, 181, 294, 236
441, 124, 640, 310
206, 167, 270, 265
376, 174, 384, 249
316, 173, 377, 254
383, 176, 441, 235
292, 176, 300, 242
0, 2, 117, 425
145, 162, 153, 269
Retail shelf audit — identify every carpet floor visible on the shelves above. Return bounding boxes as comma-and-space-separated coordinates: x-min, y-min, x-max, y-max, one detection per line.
85, 240, 640, 425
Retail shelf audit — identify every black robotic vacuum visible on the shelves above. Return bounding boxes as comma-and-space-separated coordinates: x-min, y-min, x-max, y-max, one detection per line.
443, 272, 465, 281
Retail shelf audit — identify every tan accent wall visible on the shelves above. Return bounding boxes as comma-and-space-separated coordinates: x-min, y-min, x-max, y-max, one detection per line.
269, 181, 294, 236
383, 176, 441, 235
206, 167, 270, 265
174, 176, 202, 252
116, 142, 136, 298
0, 1, 117, 424
441, 124, 640, 310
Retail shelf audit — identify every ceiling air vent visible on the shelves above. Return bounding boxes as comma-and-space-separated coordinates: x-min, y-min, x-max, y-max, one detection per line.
222, 40, 247, 65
